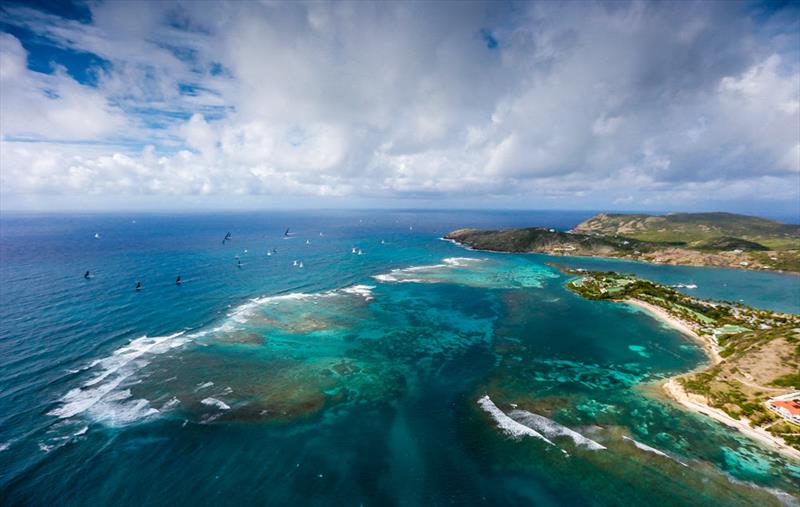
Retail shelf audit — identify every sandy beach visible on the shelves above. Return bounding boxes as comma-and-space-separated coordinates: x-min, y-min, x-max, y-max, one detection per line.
626, 298, 800, 461
662, 378, 800, 462
626, 298, 722, 364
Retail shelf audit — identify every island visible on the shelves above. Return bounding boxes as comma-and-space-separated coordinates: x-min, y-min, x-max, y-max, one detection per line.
552, 264, 800, 459
444, 212, 800, 273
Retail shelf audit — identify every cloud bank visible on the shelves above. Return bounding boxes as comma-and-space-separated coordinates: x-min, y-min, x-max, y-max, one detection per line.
1, 1, 798, 213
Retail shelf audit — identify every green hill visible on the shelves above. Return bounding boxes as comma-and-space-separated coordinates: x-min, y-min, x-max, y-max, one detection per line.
445, 212, 800, 273
573, 212, 799, 250
693, 236, 769, 252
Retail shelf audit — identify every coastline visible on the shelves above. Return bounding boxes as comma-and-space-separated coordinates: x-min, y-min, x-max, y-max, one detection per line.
443, 237, 799, 275
625, 299, 800, 462
625, 298, 722, 365
662, 378, 800, 462
627, 297, 799, 462
446, 237, 800, 461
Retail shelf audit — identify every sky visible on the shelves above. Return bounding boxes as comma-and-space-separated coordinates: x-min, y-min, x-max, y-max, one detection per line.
0, 0, 798, 217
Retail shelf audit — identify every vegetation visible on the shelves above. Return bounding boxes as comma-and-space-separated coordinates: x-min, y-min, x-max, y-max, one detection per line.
445, 227, 650, 255
693, 236, 768, 251
446, 212, 800, 273
573, 212, 799, 248
552, 264, 800, 451
771, 373, 800, 389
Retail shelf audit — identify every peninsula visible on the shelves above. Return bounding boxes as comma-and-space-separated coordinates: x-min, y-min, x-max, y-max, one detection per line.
554, 265, 800, 459
444, 212, 800, 273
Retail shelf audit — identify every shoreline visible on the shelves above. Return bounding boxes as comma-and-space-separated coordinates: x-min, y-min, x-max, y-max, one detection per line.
662, 378, 800, 462
447, 236, 800, 461
625, 298, 722, 365
443, 237, 799, 275
626, 297, 799, 462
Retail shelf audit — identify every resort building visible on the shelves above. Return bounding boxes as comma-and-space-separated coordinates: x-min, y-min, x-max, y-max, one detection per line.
767, 399, 800, 424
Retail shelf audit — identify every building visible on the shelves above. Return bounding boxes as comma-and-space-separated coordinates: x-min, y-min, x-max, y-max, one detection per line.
768, 399, 800, 424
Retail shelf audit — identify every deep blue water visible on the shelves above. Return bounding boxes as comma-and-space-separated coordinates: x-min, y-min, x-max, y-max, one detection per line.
0, 210, 798, 506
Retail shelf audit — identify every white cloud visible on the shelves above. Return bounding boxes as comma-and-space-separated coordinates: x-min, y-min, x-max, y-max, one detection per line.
0, 33, 126, 140
180, 114, 216, 156
0, 1, 798, 212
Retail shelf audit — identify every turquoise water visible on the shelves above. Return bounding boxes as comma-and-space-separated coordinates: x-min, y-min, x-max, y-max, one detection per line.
548, 254, 799, 314
0, 211, 797, 506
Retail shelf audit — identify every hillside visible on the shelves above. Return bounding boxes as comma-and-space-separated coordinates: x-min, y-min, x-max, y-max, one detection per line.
445, 212, 800, 273
444, 227, 649, 256
573, 212, 799, 250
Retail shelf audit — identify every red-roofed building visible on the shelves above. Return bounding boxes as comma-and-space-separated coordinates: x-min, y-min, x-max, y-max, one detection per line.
768, 399, 800, 424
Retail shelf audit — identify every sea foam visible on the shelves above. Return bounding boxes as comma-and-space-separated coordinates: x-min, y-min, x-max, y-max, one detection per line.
226, 292, 319, 325
195, 381, 214, 391
508, 409, 606, 450
51, 281, 382, 426
226, 286, 375, 326
477, 396, 554, 445
340, 284, 376, 301
623, 436, 687, 466
372, 258, 482, 284
49, 332, 189, 425
372, 264, 445, 283
201, 397, 231, 410
443, 257, 483, 267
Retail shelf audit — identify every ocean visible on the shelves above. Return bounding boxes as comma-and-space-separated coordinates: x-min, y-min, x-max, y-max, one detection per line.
0, 210, 798, 506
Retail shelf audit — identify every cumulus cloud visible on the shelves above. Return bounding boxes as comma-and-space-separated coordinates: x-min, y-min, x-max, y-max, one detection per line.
0, 0, 798, 212
0, 33, 125, 140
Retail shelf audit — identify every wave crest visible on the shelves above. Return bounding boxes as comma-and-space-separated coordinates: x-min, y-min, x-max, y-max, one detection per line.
477, 395, 555, 445
49, 332, 189, 425
508, 409, 605, 450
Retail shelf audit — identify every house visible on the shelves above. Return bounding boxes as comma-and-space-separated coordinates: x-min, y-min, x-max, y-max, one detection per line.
768, 399, 800, 424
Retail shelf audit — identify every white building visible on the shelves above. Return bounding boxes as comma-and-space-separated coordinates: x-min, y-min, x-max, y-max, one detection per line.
768, 398, 800, 424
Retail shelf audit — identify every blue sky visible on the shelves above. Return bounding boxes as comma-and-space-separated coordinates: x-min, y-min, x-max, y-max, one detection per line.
0, 0, 798, 216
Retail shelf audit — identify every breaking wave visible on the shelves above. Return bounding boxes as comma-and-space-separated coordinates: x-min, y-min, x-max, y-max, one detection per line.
477, 396, 554, 445
372, 258, 485, 284
372, 263, 449, 283
372, 256, 556, 289
49, 332, 190, 426
222, 292, 324, 329
49, 281, 380, 426
623, 436, 687, 466
227, 285, 375, 327
508, 409, 606, 450
201, 397, 231, 410
443, 257, 483, 267
340, 284, 376, 300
